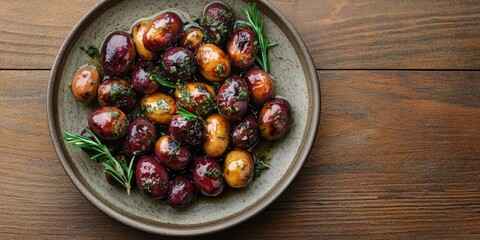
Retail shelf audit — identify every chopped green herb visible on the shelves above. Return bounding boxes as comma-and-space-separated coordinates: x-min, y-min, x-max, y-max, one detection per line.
226, 106, 235, 114
204, 167, 222, 179
143, 182, 153, 193
254, 154, 270, 179
156, 98, 170, 114
80, 45, 99, 58
108, 109, 120, 118
177, 107, 203, 121
238, 87, 249, 101
214, 64, 225, 75
148, 73, 176, 89
108, 82, 124, 101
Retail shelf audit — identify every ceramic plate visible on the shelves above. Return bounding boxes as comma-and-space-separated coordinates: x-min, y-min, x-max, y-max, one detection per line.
48, 0, 320, 236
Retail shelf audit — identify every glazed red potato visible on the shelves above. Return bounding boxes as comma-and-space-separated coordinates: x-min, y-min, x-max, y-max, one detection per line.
154, 135, 192, 171
179, 27, 204, 53
258, 98, 293, 141
131, 20, 157, 60
231, 112, 259, 149
97, 78, 136, 111
217, 76, 250, 121
122, 118, 157, 159
243, 67, 275, 107
161, 47, 197, 82
169, 115, 206, 146
71, 66, 100, 103
201, 1, 235, 45
192, 155, 225, 197
226, 27, 258, 69
100, 31, 136, 77
143, 12, 184, 52
88, 107, 128, 141
167, 175, 196, 208
130, 60, 161, 95
136, 156, 170, 199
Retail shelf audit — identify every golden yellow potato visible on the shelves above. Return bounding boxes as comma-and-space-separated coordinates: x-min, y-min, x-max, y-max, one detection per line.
223, 150, 254, 188
71, 66, 100, 103
132, 20, 157, 60
196, 44, 231, 82
141, 92, 177, 124
174, 82, 216, 117
203, 114, 230, 158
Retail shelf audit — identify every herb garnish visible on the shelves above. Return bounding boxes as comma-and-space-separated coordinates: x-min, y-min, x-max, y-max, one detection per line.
149, 73, 176, 89
204, 167, 223, 179
254, 154, 270, 179
80, 45, 99, 58
62, 129, 135, 196
177, 107, 203, 121
243, 3, 277, 73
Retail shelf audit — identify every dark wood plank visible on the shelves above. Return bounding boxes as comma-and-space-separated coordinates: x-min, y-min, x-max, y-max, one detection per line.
275, 0, 480, 70
1, 70, 480, 238
1, 0, 480, 70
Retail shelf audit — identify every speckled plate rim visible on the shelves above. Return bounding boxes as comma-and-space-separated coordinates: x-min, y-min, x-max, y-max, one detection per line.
47, 0, 320, 236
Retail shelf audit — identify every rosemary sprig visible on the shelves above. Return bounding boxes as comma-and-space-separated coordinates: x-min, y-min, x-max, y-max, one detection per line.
243, 3, 277, 73
62, 129, 135, 196
149, 72, 176, 89
177, 107, 203, 121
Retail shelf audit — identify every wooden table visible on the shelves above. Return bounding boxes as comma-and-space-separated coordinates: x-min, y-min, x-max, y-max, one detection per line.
1, 0, 480, 238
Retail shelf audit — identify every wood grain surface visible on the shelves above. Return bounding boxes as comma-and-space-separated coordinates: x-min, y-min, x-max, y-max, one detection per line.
1, 0, 480, 239
1, 0, 479, 70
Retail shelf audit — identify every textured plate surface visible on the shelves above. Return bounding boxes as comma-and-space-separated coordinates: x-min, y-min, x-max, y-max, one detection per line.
48, 0, 320, 236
